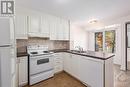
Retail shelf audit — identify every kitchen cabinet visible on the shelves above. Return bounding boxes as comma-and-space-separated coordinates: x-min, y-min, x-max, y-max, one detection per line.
63, 53, 114, 87
71, 54, 80, 80
63, 53, 80, 80
49, 16, 59, 40
27, 15, 69, 39
41, 15, 50, 37
50, 16, 70, 40
18, 56, 28, 86
28, 15, 50, 38
28, 16, 41, 37
53, 53, 63, 73
79, 56, 104, 87
15, 15, 28, 39
63, 53, 71, 73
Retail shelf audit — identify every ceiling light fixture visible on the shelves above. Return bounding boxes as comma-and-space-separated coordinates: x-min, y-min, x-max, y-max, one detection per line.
88, 19, 98, 24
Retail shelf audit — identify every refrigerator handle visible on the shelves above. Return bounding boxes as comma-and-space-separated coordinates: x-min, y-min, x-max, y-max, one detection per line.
0, 45, 12, 47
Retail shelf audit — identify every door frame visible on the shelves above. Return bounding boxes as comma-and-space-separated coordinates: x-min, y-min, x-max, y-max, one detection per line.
125, 22, 130, 70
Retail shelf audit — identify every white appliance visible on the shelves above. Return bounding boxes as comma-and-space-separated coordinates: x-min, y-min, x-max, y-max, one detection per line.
0, 18, 16, 87
27, 45, 54, 85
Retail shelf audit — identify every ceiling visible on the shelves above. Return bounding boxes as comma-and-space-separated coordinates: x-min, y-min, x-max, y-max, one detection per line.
16, 0, 130, 23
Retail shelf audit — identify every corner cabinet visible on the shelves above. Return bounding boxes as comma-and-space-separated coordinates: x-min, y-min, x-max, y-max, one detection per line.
15, 15, 28, 39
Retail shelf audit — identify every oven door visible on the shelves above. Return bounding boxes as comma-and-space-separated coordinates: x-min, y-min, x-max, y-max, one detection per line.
29, 55, 54, 75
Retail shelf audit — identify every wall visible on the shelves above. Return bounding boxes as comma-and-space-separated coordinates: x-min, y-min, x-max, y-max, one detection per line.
87, 14, 130, 70
87, 26, 121, 65
70, 24, 88, 51
17, 38, 69, 53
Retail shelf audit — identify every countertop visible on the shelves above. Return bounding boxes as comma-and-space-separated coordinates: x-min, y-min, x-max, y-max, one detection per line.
50, 49, 115, 60
17, 52, 28, 57
17, 49, 115, 60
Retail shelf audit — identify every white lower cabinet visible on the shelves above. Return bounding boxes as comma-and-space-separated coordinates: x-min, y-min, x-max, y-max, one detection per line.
71, 54, 80, 80
79, 57, 104, 87
63, 53, 80, 80
18, 56, 28, 86
63, 53, 72, 73
53, 53, 63, 73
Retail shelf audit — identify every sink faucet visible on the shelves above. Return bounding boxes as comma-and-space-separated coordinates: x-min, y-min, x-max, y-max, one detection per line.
75, 46, 83, 52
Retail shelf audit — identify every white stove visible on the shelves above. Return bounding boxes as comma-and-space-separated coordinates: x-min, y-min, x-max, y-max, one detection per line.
27, 45, 54, 85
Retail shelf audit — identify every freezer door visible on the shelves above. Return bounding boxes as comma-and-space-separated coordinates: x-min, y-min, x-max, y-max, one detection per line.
0, 18, 11, 46
0, 47, 11, 87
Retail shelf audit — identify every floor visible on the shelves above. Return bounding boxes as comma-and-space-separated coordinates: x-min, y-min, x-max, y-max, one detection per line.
24, 65, 130, 87
24, 72, 86, 87
114, 65, 130, 87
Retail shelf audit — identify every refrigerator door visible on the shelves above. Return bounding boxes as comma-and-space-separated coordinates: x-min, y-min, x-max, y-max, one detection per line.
0, 47, 11, 87
0, 18, 11, 46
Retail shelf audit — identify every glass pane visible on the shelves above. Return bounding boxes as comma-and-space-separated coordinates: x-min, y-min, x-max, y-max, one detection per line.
105, 30, 115, 53
95, 32, 103, 51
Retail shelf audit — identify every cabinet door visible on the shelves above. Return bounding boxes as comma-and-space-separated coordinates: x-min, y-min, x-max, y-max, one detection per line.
62, 20, 70, 40
49, 16, 58, 40
18, 57, 28, 86
28, 16, 40, 34
71, 54, 80, 79
79, 57, 104, 87
41, 15, 50, 37
63, 53, 72, 73
15, 15, 28, 39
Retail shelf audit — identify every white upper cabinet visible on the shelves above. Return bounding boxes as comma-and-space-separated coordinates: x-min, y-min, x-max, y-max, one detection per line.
41, 15, 50, 37
50, 16, 70, 40
15, 15, 28, 39
28, 15, 50, 38
16, 13, 69, 39
49, 16, 59, 40
28, 16, 41, 37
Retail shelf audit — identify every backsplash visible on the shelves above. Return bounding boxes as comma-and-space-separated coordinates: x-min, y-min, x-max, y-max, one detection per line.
17, 37, 70, 53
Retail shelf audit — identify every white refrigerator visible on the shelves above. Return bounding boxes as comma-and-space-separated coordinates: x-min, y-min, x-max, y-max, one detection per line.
0, 18, 16, 87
